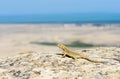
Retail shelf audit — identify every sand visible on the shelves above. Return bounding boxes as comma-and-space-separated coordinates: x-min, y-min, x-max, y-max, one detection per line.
0, 24, 120, 58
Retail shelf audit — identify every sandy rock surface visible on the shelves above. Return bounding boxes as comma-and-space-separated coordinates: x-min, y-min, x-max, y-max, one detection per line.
0, 47, 120, 79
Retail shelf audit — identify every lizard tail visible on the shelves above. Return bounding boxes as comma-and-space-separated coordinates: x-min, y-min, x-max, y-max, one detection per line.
84, 57, 105, 63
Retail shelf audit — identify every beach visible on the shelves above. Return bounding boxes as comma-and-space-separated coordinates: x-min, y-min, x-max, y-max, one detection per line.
0, 24, 120, 58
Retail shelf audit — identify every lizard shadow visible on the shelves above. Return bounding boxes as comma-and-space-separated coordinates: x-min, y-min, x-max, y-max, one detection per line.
56, 53, 73, 58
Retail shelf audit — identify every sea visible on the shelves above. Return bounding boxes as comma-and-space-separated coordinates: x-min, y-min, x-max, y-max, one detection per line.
0, 13, 120, 24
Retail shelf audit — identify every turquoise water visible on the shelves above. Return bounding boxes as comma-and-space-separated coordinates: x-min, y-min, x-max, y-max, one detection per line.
0, 13, 120, 24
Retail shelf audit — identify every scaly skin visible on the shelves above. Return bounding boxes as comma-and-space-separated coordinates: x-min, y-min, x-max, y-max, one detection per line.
58, 43, 105, 63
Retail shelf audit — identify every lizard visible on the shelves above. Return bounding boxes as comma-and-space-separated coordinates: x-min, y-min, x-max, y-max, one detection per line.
57, 43, 105, 63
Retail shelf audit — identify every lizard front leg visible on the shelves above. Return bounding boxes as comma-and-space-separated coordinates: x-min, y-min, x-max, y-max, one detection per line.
62, 51, 67, 58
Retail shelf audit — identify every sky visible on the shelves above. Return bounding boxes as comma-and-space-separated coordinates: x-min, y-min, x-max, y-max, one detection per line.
0, 0, 120, 15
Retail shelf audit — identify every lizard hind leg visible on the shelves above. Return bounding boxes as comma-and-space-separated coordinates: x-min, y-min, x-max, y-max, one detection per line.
72, 57, 79, 62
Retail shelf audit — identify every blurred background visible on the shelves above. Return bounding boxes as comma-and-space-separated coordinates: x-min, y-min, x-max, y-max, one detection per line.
0, 0, 120, 58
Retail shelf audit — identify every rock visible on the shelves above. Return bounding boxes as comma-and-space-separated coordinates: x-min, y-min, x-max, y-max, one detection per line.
0, 47, 120, 79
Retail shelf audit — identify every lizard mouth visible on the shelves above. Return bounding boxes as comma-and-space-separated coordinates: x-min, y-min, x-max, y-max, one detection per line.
57, 44, 61, 47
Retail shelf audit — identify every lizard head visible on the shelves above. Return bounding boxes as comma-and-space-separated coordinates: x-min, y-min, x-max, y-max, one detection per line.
57, 43, 67, 49
58, 43, 71, 53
